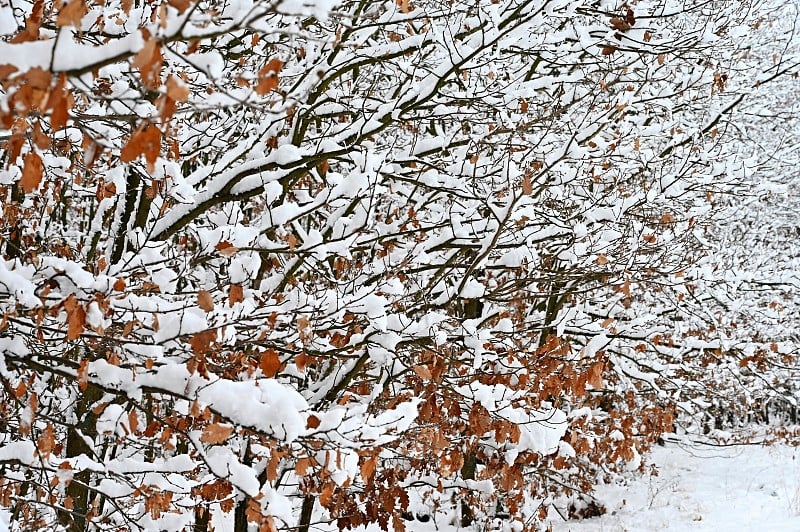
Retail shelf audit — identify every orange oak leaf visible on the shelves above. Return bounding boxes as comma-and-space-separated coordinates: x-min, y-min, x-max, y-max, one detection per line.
37, 424, 56, 458
14, 381, 27, 399
19, 152, 43, 193
197, 290, 214, 312
189, 329, 216, 354
360, 455, 377, 483
132, 33, 163, 88
259, 349, 281, 377
588, 361, 604, 388
254, 58, 283, 95
64, 294, 86, 340
167, 0, 191, 12
295, 352, 308, 372
306, 414, 321, 430
165, 75, 189, 102
128, 410, 139, 434
318, 482, 335, 508
10, 0, 43, 43
120, 123, 161, 171
0, 64, 18, 81
215, 240, 239, 257
295, 457, 311, 476
200, 423, 234, 445
266, 450, 285, 482
412, 364, 432, 381
56, 0, 88, 28
521, 171, 533, 195
228, 284, 244, 306
77, 358, 89, 391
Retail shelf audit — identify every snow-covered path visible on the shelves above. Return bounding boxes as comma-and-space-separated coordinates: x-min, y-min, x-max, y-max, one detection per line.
551, 443, 800, 532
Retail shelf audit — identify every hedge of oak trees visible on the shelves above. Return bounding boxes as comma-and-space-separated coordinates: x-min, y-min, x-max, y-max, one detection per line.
0, 0, 797, 530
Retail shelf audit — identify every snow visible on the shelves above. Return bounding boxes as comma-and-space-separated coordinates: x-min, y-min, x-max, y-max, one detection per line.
0, 260, 39, 308
0, 441, 35, 465
0, 4, 16, 36
549, 442, 800, 532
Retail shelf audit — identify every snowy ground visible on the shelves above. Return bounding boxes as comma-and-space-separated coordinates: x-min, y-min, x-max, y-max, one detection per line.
550, 442, 800, 532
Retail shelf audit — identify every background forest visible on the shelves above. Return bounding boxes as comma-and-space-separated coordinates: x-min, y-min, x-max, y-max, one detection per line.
0, 0, 799, 530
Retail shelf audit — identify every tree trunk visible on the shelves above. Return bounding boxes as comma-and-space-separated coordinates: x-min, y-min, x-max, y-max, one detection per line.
58, 383, 102, 531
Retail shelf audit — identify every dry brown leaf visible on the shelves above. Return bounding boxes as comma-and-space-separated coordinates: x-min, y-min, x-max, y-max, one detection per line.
393, 514, 406, 532
166, 75, 189, 102
413, 364, 432, 381
37, 424, 56, 458
200, 423, 234, 445
610, 17, 631, 32
317, 159, 329, 177
14, 381, 27, 399
588, 361, 604, 388
215, 240, 239, 257
91, 401, 109, 415
521, 171, 533, 195
56, 0, 88, 28
228, 284, 244, 306
621, 278, 631, 298
19, 152, 43, 193
295, 457, 311, 476
266, 450, 284, 482
295, 352, 308, 372
659, 212, 675, 225
254, 58, 283, 95
64, 294, 86, 340
32, 122, 49, 150
132, 35, 163, 88
197, 290, 214, 312
360, 456, 377, 484
306, 414, 321, 429
128, 410, 139, 434
0, 64, 18, 81
120, 123, 161, 171
167, 0, 191, 12
259, 349, 281, 378
77, 358, 89, 391
11, 0, 43, 42
318, 482, 335, 508
189, 329, 216, 354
